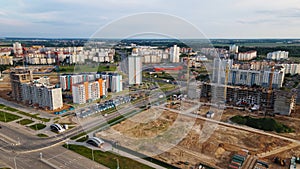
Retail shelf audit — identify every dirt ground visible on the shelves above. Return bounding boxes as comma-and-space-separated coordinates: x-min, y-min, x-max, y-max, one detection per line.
262, 145, 300, 169
96, 107, 291, 169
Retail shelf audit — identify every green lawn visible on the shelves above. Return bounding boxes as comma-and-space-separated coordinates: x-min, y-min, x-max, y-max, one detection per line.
17, 119, 34, 125
29, 123, 47, 130
0, 111, 21, 122
76, 135, 89, 142
0, 104, 50, 122
70, 132, 88, 140
36, 133, 49, 138
63, 144, 154, 169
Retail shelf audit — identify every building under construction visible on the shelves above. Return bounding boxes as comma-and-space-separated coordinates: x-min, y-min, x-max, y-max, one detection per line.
10, 67, 33, 101
200, 83, 296, 115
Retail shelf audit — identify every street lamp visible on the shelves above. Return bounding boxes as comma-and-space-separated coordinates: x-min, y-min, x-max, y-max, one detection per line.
91, 149, 94, 161
14, 155, 17, 169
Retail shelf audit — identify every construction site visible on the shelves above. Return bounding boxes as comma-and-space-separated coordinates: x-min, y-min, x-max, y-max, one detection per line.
200, 83, 296, 116
96, 102, 300, 169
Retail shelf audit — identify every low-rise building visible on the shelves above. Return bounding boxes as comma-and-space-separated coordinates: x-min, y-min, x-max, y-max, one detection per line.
267, 51, 289, 60
237, 51, 257, 61
0, 56, 13, 65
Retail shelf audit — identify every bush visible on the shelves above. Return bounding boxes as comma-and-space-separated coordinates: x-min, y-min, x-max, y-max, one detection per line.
230, 115, 293, 133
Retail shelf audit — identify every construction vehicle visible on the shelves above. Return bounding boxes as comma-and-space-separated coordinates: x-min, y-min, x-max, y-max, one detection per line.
273, 156, 286, 166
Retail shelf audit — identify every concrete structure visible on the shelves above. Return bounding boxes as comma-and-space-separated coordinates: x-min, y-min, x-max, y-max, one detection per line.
267, 51, 289, 60
128, 48, 142, 85
237, 51, 257, 61
201, 83, 295, 115
273, 90, 296, 115
201, 83, 274, 111
170, 45, 180, 63
10, 68, 33, 101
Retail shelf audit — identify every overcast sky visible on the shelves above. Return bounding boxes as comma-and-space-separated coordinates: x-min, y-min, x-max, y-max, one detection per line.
1, 0, 300, 38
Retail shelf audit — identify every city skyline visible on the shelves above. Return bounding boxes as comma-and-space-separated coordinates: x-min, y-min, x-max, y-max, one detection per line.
1, 0, 300, 38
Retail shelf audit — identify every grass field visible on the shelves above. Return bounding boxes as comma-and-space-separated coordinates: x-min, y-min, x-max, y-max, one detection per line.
36, 133, 49, 138
0, 111, 21, 122
17, 119, 34, 125
63, 144, 154, 169
29, 123, 47, 130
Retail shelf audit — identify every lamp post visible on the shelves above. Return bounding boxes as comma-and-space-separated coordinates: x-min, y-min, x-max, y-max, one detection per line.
92, 149, 94, 161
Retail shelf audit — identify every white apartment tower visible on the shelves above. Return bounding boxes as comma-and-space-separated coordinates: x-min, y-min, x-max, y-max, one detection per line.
128, 48, 142, 85
170, 45, 180, 63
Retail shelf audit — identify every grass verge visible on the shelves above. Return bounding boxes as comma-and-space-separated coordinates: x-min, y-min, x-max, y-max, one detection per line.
63, 144, 154, 169
29, 123, 47, 130
0, 111, 21, 122
17, 119, 34, 125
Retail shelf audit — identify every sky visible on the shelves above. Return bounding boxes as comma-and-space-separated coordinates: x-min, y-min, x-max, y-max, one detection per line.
1, 0, 300, 38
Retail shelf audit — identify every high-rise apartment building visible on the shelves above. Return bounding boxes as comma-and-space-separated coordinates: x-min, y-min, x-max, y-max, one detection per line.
170, 45, 180, 63
72, 79, 107, 104
213, 58, 285, 89
229, 44, 239, 53
128, 48, 142, 85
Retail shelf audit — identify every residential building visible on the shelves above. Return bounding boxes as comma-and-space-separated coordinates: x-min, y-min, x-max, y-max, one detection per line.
267, 51, 289, 60
72, 83, 87, 104
128, 48, 142, 85
0, 56, 13, 65
21, 82, 63, 110
60, 73, 120, 93
213, 58, 285, 89
10, 69, 63, 110
13, 42, 23, 55
229, 44, 239, 53
212, 58, 233, 84
237, 51, 257, 61
170, 45, 180, 63
276, 63, 300, 75
72, 79, 107, 104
